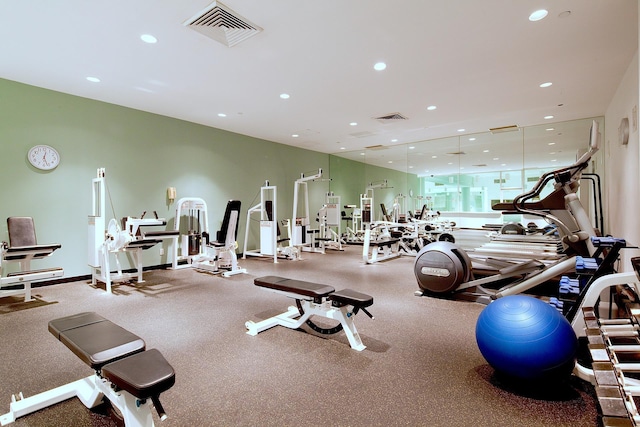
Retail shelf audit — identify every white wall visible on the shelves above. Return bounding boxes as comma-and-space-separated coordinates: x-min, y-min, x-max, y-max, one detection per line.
604, 47, 640, 271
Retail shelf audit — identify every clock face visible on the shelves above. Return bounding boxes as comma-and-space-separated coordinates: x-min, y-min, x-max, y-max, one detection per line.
28, 145, 60, 170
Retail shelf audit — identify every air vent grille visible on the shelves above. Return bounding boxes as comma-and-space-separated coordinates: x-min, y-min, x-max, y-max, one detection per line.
374, 112, 409, 122
184, 1, 263, 47
489, 125, 520, 134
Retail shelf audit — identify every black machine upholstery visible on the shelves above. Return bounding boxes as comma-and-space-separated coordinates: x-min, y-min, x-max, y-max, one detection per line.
7, 217, 37, 247
214, 200, 242, 244
48, 312, 174, 398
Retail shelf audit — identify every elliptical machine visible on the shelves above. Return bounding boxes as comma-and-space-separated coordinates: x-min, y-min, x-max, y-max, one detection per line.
414, 120, 601, 302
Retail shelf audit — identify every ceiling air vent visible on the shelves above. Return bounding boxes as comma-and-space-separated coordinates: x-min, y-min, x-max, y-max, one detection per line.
489, 124, 520, 134
364, 144, 388, 150
184, 1, 263, 47
374, 112, 409, 123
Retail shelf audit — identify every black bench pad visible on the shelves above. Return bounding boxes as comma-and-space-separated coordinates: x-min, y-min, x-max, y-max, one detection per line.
369, 238, 400, 247
330, 289, 374, 308
254, 276, 335, 298
102, 349, 175, 399
48, 312, 145, 370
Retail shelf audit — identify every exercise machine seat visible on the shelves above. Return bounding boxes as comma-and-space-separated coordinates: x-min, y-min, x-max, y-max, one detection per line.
102, 349, 175, 400
254, 275, 335, 299
330, 289, 374, 308
48, 312, 145, 370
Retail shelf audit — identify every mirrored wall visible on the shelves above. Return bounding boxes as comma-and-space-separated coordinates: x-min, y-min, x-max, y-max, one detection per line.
330, 117, 604, 224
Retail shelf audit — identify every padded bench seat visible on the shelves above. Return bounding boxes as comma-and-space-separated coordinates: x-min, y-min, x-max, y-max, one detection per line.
330, 289, 374, 308
254, 275, 335, 299
49, 312, 145, 370
368, 238, 400, 247
102, 349, 176, 400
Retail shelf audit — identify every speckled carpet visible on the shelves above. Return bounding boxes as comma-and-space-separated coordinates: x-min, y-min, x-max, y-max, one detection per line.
0, 247, 600, 426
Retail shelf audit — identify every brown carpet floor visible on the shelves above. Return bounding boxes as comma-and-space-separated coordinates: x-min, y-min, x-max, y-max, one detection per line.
0, 247, 600, 426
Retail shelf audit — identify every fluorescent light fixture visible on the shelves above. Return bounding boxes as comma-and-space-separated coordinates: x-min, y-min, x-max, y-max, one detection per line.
374, 62, 387, 71
529, 9, 548, 21
140, 34, 157, 44
86, 76, 100, 83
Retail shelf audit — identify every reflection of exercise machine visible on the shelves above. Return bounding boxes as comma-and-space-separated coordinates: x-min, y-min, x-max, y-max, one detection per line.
191, 200, 247, 277
88, 169, 174, 293
0, 312, 175, 426
414, 120, 601, 302
0, 217, 63, 302
317, 192, 344, 251
243, 182, 298, 262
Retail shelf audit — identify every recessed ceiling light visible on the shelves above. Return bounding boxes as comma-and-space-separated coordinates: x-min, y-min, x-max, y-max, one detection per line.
408, 166, 414, 169
140, 34, 157, 44
539, 82, 552, 88
551, 159, 557, 162
409, 146, 415, 150
218, 113, 227, 117
279, 93, 290, 99
483, 149, 489, 153
447, 162, 453, 165
391, 139, 398, 142
549, 151, 556, 155
360, 153, 365, 156
86, 76, 100, 83
544, 115, 554, 120
546, 128, 555, 131
469, 137, 476, 141
427, 105, 437, 111
349, 122, 358, 126
457, 128, 465, 132
292, 134, 299, 138
431, 155, 437, 159
501, 163, 507, 166
374, 62, 387, 71
388, 161, 393, 164
529, 9, 548, 21
548, 142, 555, 145
493, 157, 500, 161
340, 147, 345, 150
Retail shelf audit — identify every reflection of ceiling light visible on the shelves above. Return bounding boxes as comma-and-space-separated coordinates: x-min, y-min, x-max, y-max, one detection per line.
469, 138, 476, 141
218, 113, 226, 117
539, 82, 552, 88
340, 147, 345, 150
388, 161, 393, 164
448, 162, 453, 165
551, 159, 557, 162
529, 9, 548, 21
280, 93, 290, 99
360, 153, 365, 156
391, 139, 398, 142
483, 149, 489, 153
501, 163, 507, 166
427, 105, 437, 111
457, 128, 465, 132
374, 62, 387, 71
432, 155, 437, 158
409, 146, 415, 150
86, 76, 100, 83
493, 157, 499, 160
292, 134, 299, 137
550, 152, 556, 155
546, 128, 555, 131
350, 122, 358, 126
548, 142, 555, 145
544, 115, 554, 119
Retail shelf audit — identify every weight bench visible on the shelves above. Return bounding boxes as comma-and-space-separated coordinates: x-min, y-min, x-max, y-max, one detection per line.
0, 312, 175, 427
362, 228, 401, 264
246, 276, 374, 351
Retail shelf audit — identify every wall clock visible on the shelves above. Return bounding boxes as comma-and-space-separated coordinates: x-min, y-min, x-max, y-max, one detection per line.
28, 144, 60, 170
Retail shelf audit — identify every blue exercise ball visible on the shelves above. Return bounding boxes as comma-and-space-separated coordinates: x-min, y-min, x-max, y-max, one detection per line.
475, 295, 578, 382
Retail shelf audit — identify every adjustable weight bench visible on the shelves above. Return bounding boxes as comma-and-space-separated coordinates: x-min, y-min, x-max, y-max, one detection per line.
246, 276, 374, 351
0, 312, 175, 427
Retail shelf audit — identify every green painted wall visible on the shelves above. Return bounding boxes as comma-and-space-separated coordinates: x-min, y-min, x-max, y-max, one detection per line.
0, 78, 330, 277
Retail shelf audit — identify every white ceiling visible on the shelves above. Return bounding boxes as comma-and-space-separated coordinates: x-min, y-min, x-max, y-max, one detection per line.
0, 1, 637, 157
